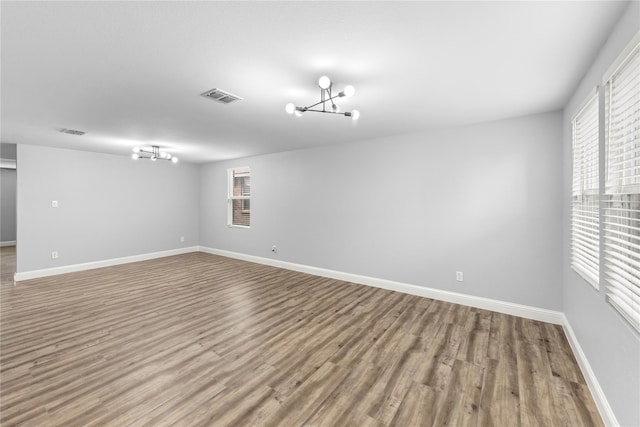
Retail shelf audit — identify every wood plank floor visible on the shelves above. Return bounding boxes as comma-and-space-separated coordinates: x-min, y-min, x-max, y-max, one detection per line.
1, 252, 603, 426
0, 246, 16, 286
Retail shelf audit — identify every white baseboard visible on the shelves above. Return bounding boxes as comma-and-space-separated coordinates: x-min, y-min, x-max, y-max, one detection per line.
14, 246, 200, 282
562, 315, 618, 427
13, 245, 565, 325
198, 246, 564, 325
1, 240, 16, 247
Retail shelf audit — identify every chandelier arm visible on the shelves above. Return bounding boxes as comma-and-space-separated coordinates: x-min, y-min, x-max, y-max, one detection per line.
324, 87, 330, 112
137, 155, 172, 161
302, 109, 348, 115
304, 92, 343, 110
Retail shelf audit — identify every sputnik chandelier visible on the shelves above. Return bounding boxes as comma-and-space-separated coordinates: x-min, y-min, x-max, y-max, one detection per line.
285, 76, 360, 120
131, 146, 178, 163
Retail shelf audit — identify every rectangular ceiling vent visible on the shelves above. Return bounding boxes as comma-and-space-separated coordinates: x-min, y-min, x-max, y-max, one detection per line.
59, 128, 86, 136
201, 88, 243, 104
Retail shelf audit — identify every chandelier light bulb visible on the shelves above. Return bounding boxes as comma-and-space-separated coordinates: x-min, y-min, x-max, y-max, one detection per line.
343, 85, 355, 97
285, 103, 296, 114
151, 156, 157, 161
351, 110, 360, 120
318, 75, 331, 89
133, 147, 141, 153
160, 151, 168, 158
132, 153, 139, 160
172, 157, 179, 163
294, 110, 304, 117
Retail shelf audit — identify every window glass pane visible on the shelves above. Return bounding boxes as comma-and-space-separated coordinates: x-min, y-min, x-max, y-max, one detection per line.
234, 174, 250, 196
232, 199, 250, 227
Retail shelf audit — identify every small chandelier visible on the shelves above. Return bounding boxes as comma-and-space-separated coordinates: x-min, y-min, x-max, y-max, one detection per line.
131, 146, 178, 163
285, 76, 360, 120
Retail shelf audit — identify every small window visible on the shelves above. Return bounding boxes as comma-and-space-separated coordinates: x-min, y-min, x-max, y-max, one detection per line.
228, 167, 250, 227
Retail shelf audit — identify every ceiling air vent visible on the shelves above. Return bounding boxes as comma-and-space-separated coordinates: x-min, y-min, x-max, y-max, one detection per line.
201, 88, 243, 104
59, 128, 86, 136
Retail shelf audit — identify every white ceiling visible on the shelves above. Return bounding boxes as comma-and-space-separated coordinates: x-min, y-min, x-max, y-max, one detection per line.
0, 1, 629, 163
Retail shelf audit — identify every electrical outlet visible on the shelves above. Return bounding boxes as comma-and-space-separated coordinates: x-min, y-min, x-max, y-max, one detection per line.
51, 200, 58, 208
51, 251, 59, 260
456, 271, 463, 282
271, 245, 277, 253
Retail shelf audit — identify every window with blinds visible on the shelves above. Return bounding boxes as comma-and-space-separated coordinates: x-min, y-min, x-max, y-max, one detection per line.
228, 167, 251, 227
604, 36, 639, 332
571, 89, 600, 288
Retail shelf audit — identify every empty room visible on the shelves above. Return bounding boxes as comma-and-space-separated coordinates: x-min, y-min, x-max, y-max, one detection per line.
1, 1, 638, 426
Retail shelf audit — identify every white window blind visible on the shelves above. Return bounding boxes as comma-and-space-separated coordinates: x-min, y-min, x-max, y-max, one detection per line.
604, 37, 640, 332
228, 167, 251, 227
571, 89, 600, 287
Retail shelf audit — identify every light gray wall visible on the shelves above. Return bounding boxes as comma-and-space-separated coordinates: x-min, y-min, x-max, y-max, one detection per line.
1, 142, 18, 160
201, 111, 563, 310
1, 168, 17, 243
562, 2, 640, 426
16, 144, 199, 273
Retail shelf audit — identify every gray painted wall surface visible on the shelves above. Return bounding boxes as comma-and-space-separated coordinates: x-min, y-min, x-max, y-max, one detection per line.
1, 168, 17, 242
562, 3, 640, 426
1, 142, 18, 160
16, 144, 200, 273
200, 111, 563, 311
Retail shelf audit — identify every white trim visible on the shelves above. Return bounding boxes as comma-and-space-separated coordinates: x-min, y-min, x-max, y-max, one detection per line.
0, 158, 17, 170
14, 246, 200, 282
562, 315, 619, 427
0, 240, 16, 247
571, 264, 599, 291
571, 85, 599, 122
198, 246, 564, 325
603, 30, 640, 83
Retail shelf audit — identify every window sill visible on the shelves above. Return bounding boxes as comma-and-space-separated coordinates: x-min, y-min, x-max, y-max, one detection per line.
571, 265, 599, 291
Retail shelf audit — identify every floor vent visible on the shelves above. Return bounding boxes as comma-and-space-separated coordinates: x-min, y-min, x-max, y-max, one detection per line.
201, 88, 243, 104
